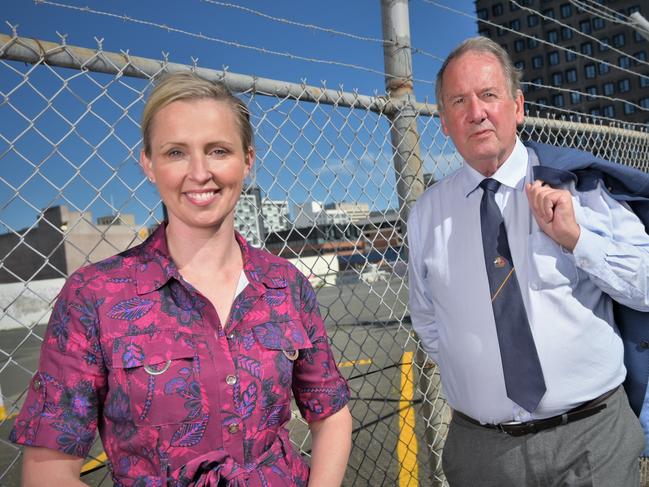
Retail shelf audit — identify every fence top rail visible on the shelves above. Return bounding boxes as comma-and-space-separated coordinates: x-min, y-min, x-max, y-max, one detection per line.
0, 31, 426, 115
1, 31, 648, 141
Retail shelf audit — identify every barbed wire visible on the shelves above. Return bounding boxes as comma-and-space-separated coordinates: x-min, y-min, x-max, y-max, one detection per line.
522, 79, 649, 116
32, 0, 437, 86
523, 98, 631, 127
509, 0, 649, 71
568, 0, 631, 25
199, 0, 446, 63
419, 0, 649, 82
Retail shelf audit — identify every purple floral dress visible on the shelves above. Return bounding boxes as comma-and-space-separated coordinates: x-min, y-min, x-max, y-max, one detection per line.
11, 224, 350, 486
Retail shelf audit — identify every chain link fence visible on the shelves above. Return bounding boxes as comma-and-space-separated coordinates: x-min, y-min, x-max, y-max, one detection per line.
1, 29, 649, 487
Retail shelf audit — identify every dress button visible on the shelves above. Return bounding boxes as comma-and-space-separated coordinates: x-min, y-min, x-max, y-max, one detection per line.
226, 374, 237, 385
32, 378, 41, 391
228, 423, 240, 434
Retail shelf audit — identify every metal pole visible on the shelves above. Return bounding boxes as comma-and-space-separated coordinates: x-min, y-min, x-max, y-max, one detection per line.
381, 1, 447, 485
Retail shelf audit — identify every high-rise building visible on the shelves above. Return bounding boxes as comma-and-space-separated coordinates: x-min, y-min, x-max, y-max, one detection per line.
474, 0, 649, 124
234, 186, 264, 247
261, 198, 291, 234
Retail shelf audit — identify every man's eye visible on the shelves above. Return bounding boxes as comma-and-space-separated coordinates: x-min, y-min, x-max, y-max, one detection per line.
452, 98, 463, 105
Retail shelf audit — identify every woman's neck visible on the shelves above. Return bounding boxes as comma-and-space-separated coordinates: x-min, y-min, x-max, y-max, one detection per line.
165, 220, 242, 274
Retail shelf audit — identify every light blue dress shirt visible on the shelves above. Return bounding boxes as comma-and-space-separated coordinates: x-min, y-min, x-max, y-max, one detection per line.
408, 138, 649, 424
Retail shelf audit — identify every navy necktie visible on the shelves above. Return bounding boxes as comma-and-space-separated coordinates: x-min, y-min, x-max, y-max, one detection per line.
479, 178, 546, 413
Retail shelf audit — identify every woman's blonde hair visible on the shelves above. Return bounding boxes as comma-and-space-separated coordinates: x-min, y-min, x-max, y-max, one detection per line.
141, 72, 253, 156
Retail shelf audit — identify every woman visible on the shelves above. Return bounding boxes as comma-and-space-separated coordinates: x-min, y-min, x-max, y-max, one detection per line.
11, 72, 353, 486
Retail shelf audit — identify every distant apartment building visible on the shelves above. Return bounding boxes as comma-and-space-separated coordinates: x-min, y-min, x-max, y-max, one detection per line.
261, 198, 290, 233
0, 205, 148, 283
474, 0, 649, 123
324, 202, 371, 223
234, 186, 264, 247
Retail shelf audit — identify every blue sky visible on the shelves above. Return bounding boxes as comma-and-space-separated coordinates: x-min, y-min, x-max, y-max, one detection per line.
1, 1, 477, 230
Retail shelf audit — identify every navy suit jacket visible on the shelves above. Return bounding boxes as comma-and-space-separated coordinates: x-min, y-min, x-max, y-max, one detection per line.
525, 141, 649, 417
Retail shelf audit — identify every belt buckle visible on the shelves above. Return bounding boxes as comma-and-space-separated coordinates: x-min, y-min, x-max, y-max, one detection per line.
498, 420, 524, 435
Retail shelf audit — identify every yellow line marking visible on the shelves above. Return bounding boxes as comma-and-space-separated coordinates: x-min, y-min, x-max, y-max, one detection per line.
81, 452, 107, 473
491, 267, 515, 302
337, 358, 372, 368
0, 405, 6, 421
398, 351, 418, 487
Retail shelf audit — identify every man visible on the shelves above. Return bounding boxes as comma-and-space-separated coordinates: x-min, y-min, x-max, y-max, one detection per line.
408, 36, 649, 486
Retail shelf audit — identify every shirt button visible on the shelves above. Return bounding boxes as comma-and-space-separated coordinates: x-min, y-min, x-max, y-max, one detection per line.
32, 378, 42, 391
228, 423, 240, 434
226, 374, 237, 386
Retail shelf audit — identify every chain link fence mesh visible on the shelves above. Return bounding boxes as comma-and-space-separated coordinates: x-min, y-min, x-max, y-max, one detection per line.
1, 31, 648, 486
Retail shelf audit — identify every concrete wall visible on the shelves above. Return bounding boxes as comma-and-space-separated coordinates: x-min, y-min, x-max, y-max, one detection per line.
288, 253, 339, 287
0, 277, 65, 331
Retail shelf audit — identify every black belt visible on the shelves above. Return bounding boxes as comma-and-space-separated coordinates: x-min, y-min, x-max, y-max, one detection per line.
454, 386, 618, 437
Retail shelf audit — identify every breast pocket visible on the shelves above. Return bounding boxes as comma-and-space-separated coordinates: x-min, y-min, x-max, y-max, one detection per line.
112, 332, 204, 426
528, 230, 578, 290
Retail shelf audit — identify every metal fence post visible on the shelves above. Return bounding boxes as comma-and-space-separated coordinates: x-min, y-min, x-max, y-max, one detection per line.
381, 1, 447, 485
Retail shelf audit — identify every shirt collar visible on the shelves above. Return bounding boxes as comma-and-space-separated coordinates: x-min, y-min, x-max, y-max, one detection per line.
460, 137, 529, 197
134, 222, 286, 295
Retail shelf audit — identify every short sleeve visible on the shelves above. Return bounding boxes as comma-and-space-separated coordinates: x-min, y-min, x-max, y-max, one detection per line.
291, 273, 350, 423
10, 273, 107, 458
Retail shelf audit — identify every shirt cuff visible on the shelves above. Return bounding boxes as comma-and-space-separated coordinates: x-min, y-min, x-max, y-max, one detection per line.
572, 225, 606, 273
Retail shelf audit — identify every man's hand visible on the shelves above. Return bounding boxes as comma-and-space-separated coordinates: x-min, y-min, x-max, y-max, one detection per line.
525, 180, 581, 251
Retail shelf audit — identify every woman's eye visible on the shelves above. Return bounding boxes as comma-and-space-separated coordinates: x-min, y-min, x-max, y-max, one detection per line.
167, 150, 183, 159
211, 148, 227, 156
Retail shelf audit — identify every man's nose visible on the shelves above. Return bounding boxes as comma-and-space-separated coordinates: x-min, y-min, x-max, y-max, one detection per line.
467, 96, 487, 124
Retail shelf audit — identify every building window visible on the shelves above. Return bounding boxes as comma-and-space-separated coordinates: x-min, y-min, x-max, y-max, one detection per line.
579, 20, 591, 34
553, 94, 565, 107
561, 27, 573, 40
618, 79, 631, 93
510, 19, 521, 31
641, 77, 649, 88
537, 98, 548, 107
599, 38, 609, 52
565, 48, 577, 62
586, 85, 597, 101
603, 105, 615, 118
549, 51, 560, 65
542, 8, 555, 22
584, 63, 596, 78
603, 82, 614, 96
497, 27, 506, 36
532, 77, 543, 88
624, 103, 636, 115
547, 30, 559, 43
566, 68, 577, 83
493, 3, 504, 16
528, 37, 539, 49
528, 14, 539, 27
477, 8, 488, 20
635, 31, 646, 43
612, 33, 626, 48
479, 29, 491, 37
552, 72, 563, 85
515, 39, 525, 52
560, 3, 572, 18
571, 92, 582, 104
589, 108, 601, 117
515, 60, 525, 70
634, 51, 647, 64
618, 56, 631, 68
581, 42, 593, 56
532, 55, 544, 69
599, 63, 610, 75
593, 18, 605, 30
510, 2, 520, 11
642, 98, 649, 109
